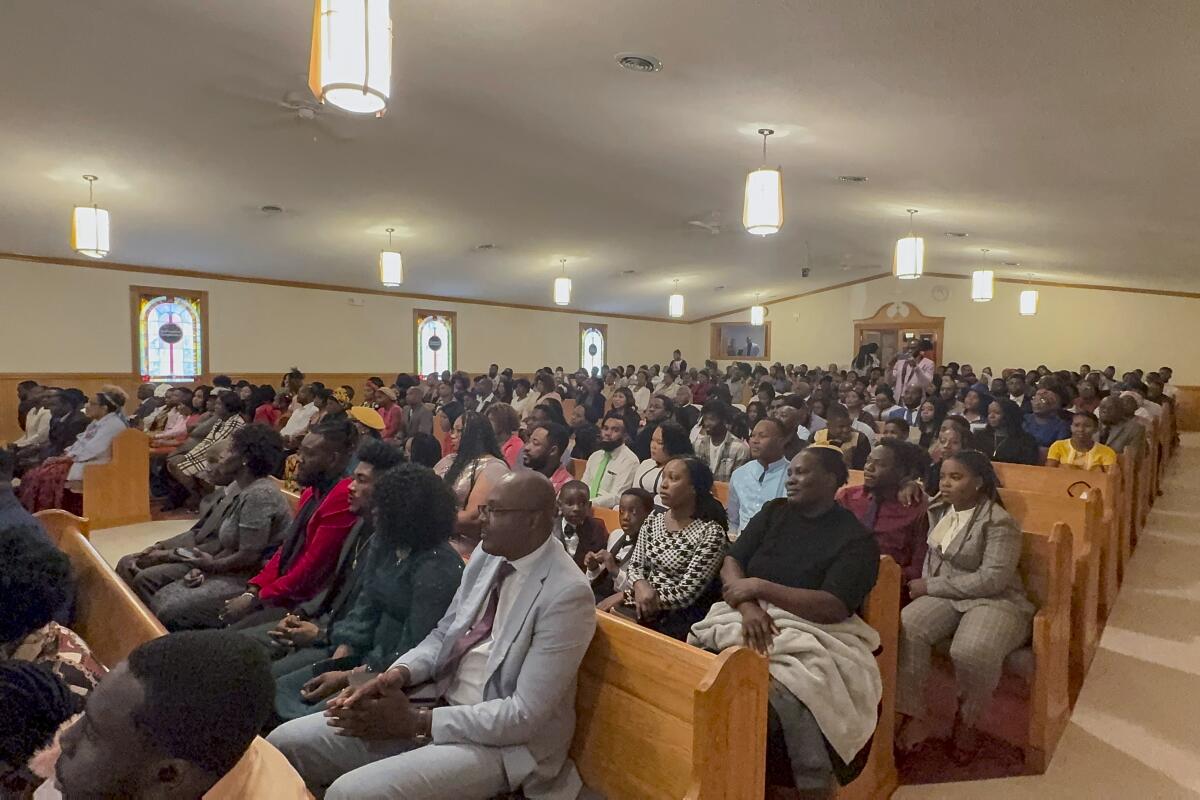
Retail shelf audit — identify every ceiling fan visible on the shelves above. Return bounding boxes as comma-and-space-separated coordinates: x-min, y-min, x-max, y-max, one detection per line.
686, 211, 722, 235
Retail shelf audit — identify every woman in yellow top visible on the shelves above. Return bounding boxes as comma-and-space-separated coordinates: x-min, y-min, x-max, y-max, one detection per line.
1046, 412, 1117, 472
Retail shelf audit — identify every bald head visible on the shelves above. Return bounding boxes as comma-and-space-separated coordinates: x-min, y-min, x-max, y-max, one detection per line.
480, 471, 558, 560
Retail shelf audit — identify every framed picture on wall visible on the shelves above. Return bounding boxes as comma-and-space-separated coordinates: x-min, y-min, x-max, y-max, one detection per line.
709, 322, 771, 361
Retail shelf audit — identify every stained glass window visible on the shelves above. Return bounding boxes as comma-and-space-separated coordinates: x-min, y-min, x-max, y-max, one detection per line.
416, 312, 454, 375
137, 293, 203, 381
581, 326, 605, 374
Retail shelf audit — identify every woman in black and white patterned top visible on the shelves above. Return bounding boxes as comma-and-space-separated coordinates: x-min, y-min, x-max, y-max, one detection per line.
617, 456, 729, 640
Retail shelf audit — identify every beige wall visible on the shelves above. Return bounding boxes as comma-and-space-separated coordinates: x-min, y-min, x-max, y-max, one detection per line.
3, 257, 1195, 382
689, 276, 1200, 382
0, 257, 691, 375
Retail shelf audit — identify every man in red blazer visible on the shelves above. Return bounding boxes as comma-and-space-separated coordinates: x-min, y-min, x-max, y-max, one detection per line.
221, 418, 358, 624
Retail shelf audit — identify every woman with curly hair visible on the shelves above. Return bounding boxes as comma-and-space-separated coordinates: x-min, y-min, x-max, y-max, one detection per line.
149, 424, 292, 630
1, 524, 105, 698
433, 411, 510, 556
274, 464, 464, 721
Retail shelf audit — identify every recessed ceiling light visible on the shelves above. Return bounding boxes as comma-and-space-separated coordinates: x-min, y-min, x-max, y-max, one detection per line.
838, 175, 868, 183
473, 243, 496, 251
259, 205, 283, 215
714, 285, 726, 291
620, 269, 637, 275
614, 53, 662, 73
943, 231, 969, 238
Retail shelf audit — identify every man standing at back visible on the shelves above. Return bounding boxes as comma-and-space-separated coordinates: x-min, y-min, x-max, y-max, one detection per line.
890, 339, 934, 399
269, 471, 596, 800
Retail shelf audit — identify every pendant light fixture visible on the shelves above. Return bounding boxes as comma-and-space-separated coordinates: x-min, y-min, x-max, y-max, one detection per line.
971, 249, 993, 302
750, 293, 765, 326
378, 227, 403, 286
553, 258, 571, 306
893, 209, 923, 279
742, 128, 783, 236
1019, 274, 1039, 316
71, 175, 110, 259
308, 0, 393, 116
668, 279, 685, 318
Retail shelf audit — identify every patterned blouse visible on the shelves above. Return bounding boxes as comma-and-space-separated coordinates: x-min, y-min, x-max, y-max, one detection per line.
624, 512, 728, 610
3, 622, 107, 698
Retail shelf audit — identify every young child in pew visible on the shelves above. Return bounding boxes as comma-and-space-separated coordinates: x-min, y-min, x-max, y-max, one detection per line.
587, 487, 654, 604
1045, 412, 1117, 472
552, 480, 608, 571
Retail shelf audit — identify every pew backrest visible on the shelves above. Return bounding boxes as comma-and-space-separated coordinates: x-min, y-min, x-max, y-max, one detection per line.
571, 614, 769, 800
82, 428, 151, 529
36, 510, 165, 668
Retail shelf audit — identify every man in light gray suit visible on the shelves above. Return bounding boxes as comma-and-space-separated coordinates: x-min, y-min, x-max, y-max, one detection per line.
268, 470, 597, 799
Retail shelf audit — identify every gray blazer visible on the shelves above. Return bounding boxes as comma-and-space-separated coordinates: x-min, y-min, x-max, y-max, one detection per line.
923, 498, 1035, 616
393, 539, 597, 800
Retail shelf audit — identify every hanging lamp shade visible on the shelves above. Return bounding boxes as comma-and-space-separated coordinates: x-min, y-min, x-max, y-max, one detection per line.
309, 0, 392, 116
379, 250, 403, 286
743, 168, 783, 235
1019, 289, 1039, 316
893, 208, 923, 279
743, 128, 783, 236
554, 276, 572, 306
72, 206, 110, 259
750, 303, 765, 326
71, 175, 109, 259
668, 292, 685, 318
971, 270, 994, 302
893, 236, 924, 279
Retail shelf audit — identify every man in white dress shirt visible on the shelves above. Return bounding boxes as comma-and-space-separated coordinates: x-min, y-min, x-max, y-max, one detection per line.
269, 471, 596, 800
581, 412, 640, 508
280, 385, 318, 443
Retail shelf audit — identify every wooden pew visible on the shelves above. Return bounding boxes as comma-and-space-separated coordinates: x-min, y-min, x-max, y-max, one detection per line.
571, 558, 902, 800
592, 503, 619, 534
994, 463, 1124, 619
571, 614, 768, 799
712, 480, 729, 506
997, 489, 1101, 700
838, 557, 901, 800
82, 428, 151, 530
847, 471, 1100, 702
35, 510, 165, 668
571, 458, 587, 480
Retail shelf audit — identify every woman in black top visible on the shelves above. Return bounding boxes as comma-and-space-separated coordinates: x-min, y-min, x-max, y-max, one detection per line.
972, 399, 1039, 465
719, 446, 881, 796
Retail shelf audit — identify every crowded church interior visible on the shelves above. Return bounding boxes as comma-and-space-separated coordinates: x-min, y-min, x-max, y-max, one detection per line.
3, 2, 1200, 798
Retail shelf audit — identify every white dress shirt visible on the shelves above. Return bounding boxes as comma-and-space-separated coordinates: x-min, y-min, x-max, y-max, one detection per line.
14, 406, 51, 448
443, 537, 557, 706
279, 402, 318, 436
631, 386, 651, 411
581, 444, 640, 508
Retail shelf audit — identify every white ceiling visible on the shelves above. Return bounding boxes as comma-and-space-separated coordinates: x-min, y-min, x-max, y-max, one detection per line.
3, 0, 1200, 319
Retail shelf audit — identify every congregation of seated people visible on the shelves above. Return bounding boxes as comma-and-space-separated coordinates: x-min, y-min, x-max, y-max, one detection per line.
1, 348, 1179, 799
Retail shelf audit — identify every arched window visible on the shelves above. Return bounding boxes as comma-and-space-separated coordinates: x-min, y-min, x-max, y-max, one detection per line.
414, 309, 456, 376
133, 287, 207, 381
580, 323, 607, 375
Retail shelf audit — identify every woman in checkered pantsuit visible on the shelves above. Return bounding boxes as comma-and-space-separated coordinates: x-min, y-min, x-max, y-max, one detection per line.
895, 450, 1034, 764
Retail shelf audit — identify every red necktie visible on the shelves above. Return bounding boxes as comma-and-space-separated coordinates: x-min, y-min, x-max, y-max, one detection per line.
439, 562, 516, 679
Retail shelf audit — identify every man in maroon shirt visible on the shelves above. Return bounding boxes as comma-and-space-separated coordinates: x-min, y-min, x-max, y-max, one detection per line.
835, 438, 929, 604
221, 418, 358, 624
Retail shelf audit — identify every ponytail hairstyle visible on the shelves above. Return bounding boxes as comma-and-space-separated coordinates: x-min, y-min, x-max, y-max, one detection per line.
670, 457, 728, 532
943, 448, 1003, 504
